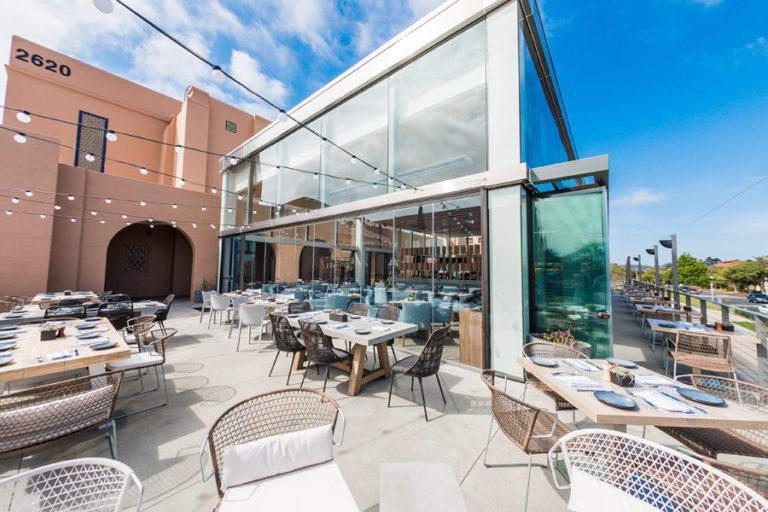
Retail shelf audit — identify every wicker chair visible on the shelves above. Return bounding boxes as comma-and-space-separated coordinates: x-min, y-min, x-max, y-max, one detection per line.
106, 328, 177, 418
0, 372, 124, 459
521, 341, 588, 413
288, 301, 312, 314
103, 294, 131, 303
268, 314, 306, 385
347, 302, 369, 316
659, 375, 768, 459
481, 369, 570, 512
0, 300, 17, 313
43, 305, 86, 319
299, 321, 352, 392
98, 302, 134, 330
387, 326, 450, 421
668, 331, 735, 379
4, 296, 30, 307
121, 315, 156, 349
549, 428, 768, 511
0, 457, 143, 511
200, 388, 341, 498
700, 456, 768, 500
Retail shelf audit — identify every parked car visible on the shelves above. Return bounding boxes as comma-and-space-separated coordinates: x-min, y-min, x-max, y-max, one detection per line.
747, 292, 768, 303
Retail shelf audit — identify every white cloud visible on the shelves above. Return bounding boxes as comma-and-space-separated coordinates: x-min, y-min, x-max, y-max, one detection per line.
612, 188, 666, 207
745, 36, 768, 55
272, 0, 335, 57
407, 0, 446, 19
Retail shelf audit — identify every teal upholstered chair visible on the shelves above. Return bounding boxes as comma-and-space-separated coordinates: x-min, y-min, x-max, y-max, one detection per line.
432, 297, 453, 325
309, 298, 327, 310
292, 290, 308, 301
374, 287, 388, 305
400, 301, 432, 332
326, 294, 352, 311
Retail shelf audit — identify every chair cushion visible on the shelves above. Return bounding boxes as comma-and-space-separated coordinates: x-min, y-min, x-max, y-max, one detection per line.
220, 461, 358, 512
567, 468, 665, 512
221, 425, 333, 489
106, 352, 163, 371
0, 386, 114, 453
391, 355, 418, 374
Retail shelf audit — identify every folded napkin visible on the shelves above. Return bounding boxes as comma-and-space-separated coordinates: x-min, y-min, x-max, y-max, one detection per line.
371, 326, 391, 332
45, 351, 74, 361
78, 337, 111, 346
564, 359, 598, 372
555, 375, 603, 390
329, 323, 349, 330
633, 390, 692, 413
685, 326, 709, 333
635, 374, 672, 386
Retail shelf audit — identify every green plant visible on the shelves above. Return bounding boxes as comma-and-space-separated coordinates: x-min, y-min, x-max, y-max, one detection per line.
202, 277, 216, 291
542, 329, 575, 346
40, 322, 59, 331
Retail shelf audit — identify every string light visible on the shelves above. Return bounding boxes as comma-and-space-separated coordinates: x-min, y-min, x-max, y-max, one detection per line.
320, 138, 328, 149
39, 214, 47, 219
313, 173, 319, 180
67, 194, 75, 201
90, 210, 97, 216
24, 190, 33, 197
148, 218, 154, 223
211, 188, 217, 194
192, 223, 197, 228
210, 224, 216, 229
85, 153, 96, 162
237, 194, 243, 201
16, 110, 31, 123
350, 156, 358, 165
175, 145, 183, 154
201, 206, 207, 211
121, 214, 128, 219
11, 197, 19, 204
179, 178, 186, 186
70, 218, 76, 223
277, 110, 288, 123
172, 203, 178, 209
13, 132, 26, 144
54, 205, 62, 210
374, 168, 381, 175
99, 219, 106, 224
139, 167, 148, 175
140, 200, 146, 207
211, 65, 226, 84
345, 178, 351, 185
93, 0, 114, 14
229, 156, 238, 165
5, 210, 12, 216
106, 130, 118, 142
105, 197, 112, 204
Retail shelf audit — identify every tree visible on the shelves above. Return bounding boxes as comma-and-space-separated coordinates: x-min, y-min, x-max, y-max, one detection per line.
610, 263, 626, 284
640, 268, 656, 283
676, 253, 710, 288
721, 261, 768, 291
704, 257, 722, 266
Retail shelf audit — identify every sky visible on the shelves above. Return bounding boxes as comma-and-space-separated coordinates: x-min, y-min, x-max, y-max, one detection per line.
1, 0, 766, 266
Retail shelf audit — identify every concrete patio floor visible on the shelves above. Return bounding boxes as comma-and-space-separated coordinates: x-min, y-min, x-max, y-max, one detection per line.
0, 298, 763, 511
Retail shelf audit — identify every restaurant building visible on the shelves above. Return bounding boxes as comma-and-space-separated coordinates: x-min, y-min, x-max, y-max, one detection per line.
0, 36, 269, 300
217, 0, 611, 377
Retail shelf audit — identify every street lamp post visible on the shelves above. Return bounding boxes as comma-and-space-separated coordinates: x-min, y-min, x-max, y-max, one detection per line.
710, 275, 715, 301
660, 234, 679, 306
632, 256, 641, 285
646, 246, 659, 291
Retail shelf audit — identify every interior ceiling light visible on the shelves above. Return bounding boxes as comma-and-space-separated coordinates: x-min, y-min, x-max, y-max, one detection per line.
16, 110, 31, 123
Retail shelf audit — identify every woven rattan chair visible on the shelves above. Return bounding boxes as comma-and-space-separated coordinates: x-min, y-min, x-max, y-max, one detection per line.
347, 302, 368, 316
4, 296, 30, 307
668, 331, 735, 379
200, 388, 342, 499
0, 372, 124, 459
388, 326, 450, 421
299, 321, 352, 392
521, 341, 587, 413
481, 369, 570, 511
98, 302, 134, 330
288, 301, 312, 314
659, 375, 768, 459
0, 457, 143, 511
268, 314, 306, 385
549, 428, 768, 511
106, 328, 176, 418
0, 300, 17, 313
700, 456, 768, 500
122, 315, 156, 348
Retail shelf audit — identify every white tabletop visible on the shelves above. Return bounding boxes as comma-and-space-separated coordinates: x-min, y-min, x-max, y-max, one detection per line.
284, 311, 417, 347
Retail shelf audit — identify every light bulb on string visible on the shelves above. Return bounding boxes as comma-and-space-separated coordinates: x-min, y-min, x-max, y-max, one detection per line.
172, 203, 178, 209
320, 138, 328, 149
211, 65, 226, 84
121, 214, 128, 219
105, 197, 112, 204
99, 220, 106, 224
211, 187, 217, 194
192, 223, 197, 229
313, 173, 319, 180
139, 167, 148, 175
210, 224, 216, 229
179, 178, 185, 186
227, 208, 233, 213
201, 206, 207, 212
5, 210, 12, 216
24, 190, 33, 197
13, 132, 26, 144
67, 193, 75, 201
85, 153, 96, 162
93, 0, 114, 14
126, 222, 131, 226
277, 110, 288, 123
229, 156, 238, 165
350, 156, 358, 165
388, 177, 394, 184
70, 218, 76, 223
148, 218, 154, 223
175, 145, 183, 154
345, 178, 351, 185
106, 130, 118, 142
90, 210, 97, 216
11, 197, 19, 204
39, 214, 47, 219
149, 224, 155, 229
16, 110, 31, 123
139, 200, 146, 207
374, 168, 381, 175
54, 205, 62, 211
237, 194, 243, 201
373, 183, 379, 189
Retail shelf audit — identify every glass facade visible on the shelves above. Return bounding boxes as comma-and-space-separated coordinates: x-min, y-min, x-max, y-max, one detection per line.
518, 19, 568, 169
531, 190, 611, 356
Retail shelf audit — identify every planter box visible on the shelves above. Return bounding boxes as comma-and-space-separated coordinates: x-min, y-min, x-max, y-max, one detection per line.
330, 312, 348, 322
610, 372, 635, 387
40, 330, 57, 341
528, 334, 592, 358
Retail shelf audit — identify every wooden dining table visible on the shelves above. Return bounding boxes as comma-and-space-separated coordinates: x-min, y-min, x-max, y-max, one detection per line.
30, 291, 98, 305
0, 301, 168, 326
0, 318, 131, 384
518, 356, 768, 431
283, 311, 418, 396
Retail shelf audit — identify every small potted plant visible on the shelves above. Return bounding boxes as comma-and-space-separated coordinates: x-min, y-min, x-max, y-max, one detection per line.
609, 365, 635, 387
40, 322, 63, 341
533, 329, 592, 357
330, 309, 348, 322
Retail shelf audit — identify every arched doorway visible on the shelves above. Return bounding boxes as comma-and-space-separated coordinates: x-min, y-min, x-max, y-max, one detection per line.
299, 245, 331, 282
105, 223, 193, 299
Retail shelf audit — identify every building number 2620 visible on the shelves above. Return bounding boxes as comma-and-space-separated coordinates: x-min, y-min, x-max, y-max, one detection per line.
15, 48, 71, 77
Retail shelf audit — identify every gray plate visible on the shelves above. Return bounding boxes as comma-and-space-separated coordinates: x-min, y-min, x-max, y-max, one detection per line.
381, 320, 394, 324
354, 328, 371, 335
89, 341, 117, 351
530, 357, 557, 367
0, 342, 17, 351
606, 357, 638, 369
0, 355, 13, 366
0, 333, 17, 341
594, 390, 637, 410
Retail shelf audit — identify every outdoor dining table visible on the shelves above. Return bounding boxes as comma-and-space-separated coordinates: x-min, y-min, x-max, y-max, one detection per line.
0, 317, 131, 384
0, 301, 168, 326
518, 356, 768, 431
30, 291, 98, 305
284, 311, 418, 396
645, 318, 759, 347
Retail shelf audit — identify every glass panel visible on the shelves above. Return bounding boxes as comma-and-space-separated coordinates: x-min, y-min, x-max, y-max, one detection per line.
221, 163, 249, 229
532, 189, 611, 357
276, 123, 321, 212
391, 22, 487, 187
519, 21, 568, 168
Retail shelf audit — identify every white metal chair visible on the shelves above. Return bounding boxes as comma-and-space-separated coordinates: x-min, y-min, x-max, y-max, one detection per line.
227, 296, 251, 338
199, 290, 215, 323
549, 428, 768, 512
234, 304, 269, 352
0, 457, 143, 511
207, 294, 231, 329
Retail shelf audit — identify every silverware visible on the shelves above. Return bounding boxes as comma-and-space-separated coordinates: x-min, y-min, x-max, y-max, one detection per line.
626, 389, 655, 409
660, 390, 707, 414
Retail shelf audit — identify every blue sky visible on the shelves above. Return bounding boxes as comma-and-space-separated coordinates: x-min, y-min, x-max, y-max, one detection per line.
1, 0, 766, 265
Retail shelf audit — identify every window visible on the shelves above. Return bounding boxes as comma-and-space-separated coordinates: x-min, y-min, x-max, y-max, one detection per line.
75, 111, 108, 172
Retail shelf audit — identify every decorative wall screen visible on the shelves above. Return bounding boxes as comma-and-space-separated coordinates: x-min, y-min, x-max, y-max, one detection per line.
75, 111, 108, 172
124, 244, 149, 274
